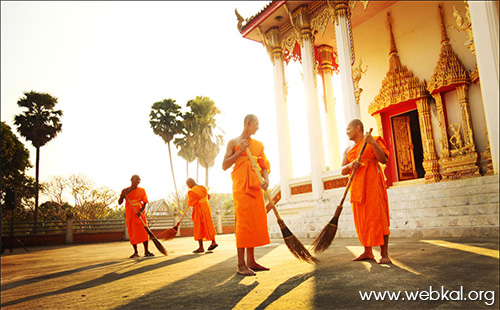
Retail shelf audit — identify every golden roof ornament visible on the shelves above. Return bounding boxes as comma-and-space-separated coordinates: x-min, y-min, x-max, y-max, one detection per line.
368, 12, 427, 116
427, 5, 470, 94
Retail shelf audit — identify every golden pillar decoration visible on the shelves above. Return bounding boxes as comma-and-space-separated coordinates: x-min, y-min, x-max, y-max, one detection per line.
416, 97, 441, 183
456, 84, 476, 152
432, 93, 450, 158
264, 27, 282, 65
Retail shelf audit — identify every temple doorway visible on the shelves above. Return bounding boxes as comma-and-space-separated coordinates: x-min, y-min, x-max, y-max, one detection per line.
390, 109, 425, 181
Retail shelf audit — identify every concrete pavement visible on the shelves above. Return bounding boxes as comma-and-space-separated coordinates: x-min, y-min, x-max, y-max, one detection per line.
1, 234, 498, 309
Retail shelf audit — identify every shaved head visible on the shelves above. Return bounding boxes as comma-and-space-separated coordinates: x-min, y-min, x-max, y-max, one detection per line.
348, 119, 364, 132
131, 175, 140, 181
244, 114, 258, 126
186, 178, 196, 188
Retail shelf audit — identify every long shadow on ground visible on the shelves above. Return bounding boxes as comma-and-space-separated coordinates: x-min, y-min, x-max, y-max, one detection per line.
1, 260, 127, 292
114, 244, 280, 310
0, 254, 198, 308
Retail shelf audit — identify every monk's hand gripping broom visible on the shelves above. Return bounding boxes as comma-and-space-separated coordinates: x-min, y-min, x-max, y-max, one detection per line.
157, 205, 190, 241
125, 195, 168, 256
245, 148, 318, 264
310, 128, 373, 254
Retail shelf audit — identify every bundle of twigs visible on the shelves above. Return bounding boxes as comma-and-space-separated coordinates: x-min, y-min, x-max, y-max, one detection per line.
157, 205, 190, 241
245, 148, 317, 264
310, 128, 373, 254
125, 195, 168, 256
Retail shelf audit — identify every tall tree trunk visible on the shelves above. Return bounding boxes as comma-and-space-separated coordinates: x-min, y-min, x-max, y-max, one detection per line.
167, 142, 178, 193
205, 166, 209, 188
196, 159, 199, 183
34, 146, 40, 230
186, 160, 189, 179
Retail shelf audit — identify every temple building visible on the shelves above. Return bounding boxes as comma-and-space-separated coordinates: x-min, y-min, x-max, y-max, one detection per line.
235, 1, 499, 238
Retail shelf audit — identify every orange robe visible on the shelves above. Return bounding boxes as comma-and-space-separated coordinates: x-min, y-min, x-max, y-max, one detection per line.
231, 138, 271, 248
188, 185, 216, 241
348, 136, 390, 247
125, 187, 149, 245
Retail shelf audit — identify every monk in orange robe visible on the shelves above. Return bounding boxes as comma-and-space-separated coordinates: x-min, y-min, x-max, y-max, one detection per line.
186, 178, 218, 253
341, 119, 392, 264
222, 114, 271, 276
118, 175, 154, 258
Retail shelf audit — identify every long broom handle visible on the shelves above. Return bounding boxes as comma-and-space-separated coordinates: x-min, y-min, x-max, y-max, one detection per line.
334, 128, 373, 216
177, 205, 190, 225
245, 148, 283, 221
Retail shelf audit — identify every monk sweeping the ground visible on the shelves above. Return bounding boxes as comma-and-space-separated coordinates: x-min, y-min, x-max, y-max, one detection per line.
222, 114, 271, 276
186, 178, 218, 253
118, 175, 155, 258
341, 119, 392, 264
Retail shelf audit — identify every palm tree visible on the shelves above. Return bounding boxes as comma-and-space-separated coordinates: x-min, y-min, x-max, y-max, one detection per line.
187, 96, 224, 187
174, 111, 197, 178
149, 98, 183, 193
14, 91, 63, 228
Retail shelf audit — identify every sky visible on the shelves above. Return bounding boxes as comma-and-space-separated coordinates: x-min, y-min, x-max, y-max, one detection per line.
1, 1, 346, 203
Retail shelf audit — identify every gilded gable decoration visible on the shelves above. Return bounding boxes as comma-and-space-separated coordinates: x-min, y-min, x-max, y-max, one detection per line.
428, 5, 480, 180
368, 13, 427, 116
427, 6, 470, 94
369, 12, 440, 183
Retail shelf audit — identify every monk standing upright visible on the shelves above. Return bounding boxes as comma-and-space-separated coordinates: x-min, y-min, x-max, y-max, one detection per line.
341, 119, 392, 264
186, 178, 218, 253
222, 114, 271, 276
118, 175, 154, 258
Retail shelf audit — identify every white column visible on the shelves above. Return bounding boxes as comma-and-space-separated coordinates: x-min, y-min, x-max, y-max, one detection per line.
469, 1, 499, 173
298, 34, 326, 200
267, 27, 293, 202
334, 1, 360, 122
291, 5, 326, 199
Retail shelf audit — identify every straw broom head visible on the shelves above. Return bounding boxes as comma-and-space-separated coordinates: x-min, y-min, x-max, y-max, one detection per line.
310, 215, 339, 254
151, 236, 168, 255
157, 225, 179, 242
278, 219, 318, 264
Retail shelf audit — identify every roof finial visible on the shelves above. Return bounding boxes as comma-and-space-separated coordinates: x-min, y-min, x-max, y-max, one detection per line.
438, 5, 450, 46
387, 12, 397, 56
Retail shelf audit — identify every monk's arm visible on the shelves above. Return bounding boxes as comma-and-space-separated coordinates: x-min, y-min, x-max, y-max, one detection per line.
118, 187, 131, 205
341, 147, 360, 175
261, 168, 269, 190
366, 135, 388, 164
222, 139, 245, 171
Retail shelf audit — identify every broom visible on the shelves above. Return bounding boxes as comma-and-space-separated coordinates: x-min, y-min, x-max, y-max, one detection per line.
125, 195, 168, 256
245, 148, 318, 264
310, 128, 373, 254
157, 205, 190, 241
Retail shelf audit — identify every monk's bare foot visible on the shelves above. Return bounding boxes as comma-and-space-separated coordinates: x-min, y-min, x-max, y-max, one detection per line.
237, 265, 256, 276
352, 253, 375, 261
247, 262, 269, 271
378, 256, 392, 264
